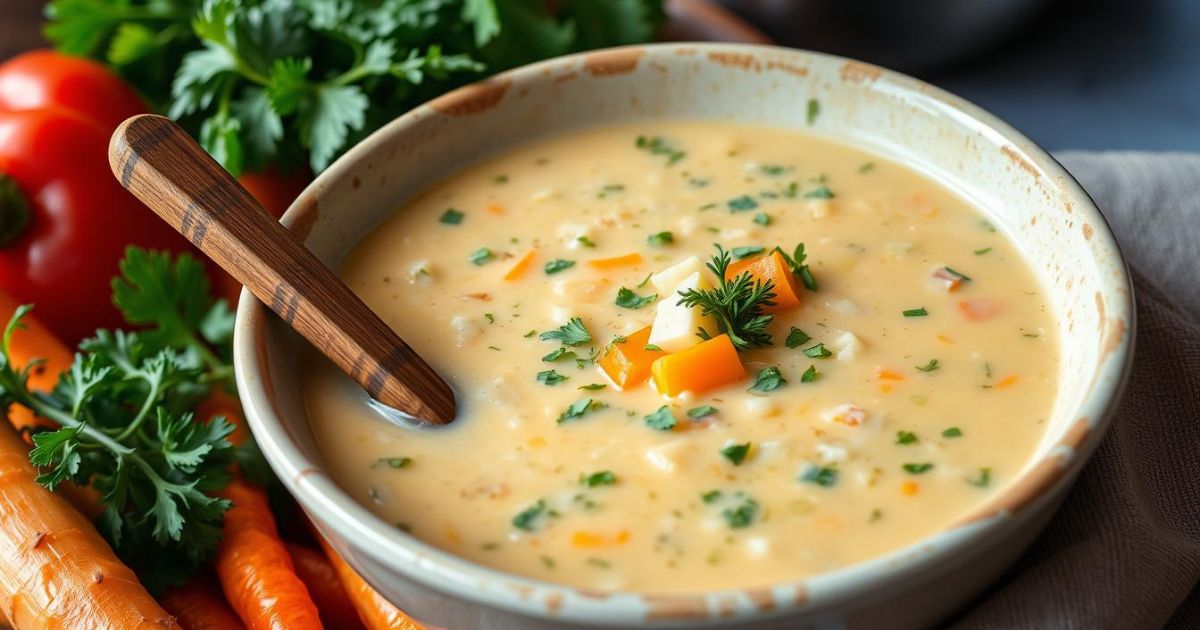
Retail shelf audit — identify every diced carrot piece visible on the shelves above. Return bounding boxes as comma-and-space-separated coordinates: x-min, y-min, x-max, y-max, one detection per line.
995, 374, 1019, 389
571, 529, 631, 548
587, 253, 643, 269
651, 334, 745, 397
486, 203, 505, 215
957, 298, 1002, 321
724, 250, 802, 312
598, 327, 663, 390
503, 249, 537, 281
875, 367, 906, 381
901, 481, 920, 496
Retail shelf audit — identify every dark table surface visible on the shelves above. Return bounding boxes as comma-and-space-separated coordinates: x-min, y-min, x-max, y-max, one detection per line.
3, 0, 1197, 152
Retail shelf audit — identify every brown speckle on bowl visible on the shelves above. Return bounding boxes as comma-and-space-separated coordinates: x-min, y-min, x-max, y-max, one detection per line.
644, 595, 711, 621
584, 48, 646, 76
1082, 223, 1095, 240
429, 79, 511, 116
1001, 145, 1040, 180
552, 71, 578, 85
706, 51, 759, 71
1060, 417, 1092, 450
544, 593, 563, 615
765, 60, 810, 77
745, 588, 776, 612
839, 61, 882, 84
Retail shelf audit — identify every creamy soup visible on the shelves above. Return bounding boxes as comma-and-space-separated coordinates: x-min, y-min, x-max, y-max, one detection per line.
303, 121, 1059, 593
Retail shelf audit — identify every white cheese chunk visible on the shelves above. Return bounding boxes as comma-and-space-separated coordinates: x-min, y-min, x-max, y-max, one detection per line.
650, 256, 710, 294
648, 272, 717, 352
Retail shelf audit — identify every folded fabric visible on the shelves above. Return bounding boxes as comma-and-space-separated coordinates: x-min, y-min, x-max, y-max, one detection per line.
950, 152, 1200, 630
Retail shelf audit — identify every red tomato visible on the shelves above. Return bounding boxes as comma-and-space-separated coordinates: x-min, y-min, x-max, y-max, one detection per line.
0, 108, 191, 343
0, 50, 147, 134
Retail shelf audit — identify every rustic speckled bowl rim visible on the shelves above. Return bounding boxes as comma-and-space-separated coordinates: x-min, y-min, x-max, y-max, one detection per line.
234, 43, 1134, 625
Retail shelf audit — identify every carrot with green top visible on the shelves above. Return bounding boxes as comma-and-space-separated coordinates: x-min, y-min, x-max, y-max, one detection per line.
215, 478, 323, 630
0, 420, 178, 629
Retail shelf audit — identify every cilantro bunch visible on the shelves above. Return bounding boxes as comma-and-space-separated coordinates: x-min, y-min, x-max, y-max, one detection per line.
0, 249, 253, 590
46, 0, 666, 174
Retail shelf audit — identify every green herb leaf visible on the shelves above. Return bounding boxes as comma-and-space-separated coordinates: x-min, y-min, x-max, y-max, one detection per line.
544, 259, 576, 275
536, 370, 569, 385
731, 246, 765, 260
968, 467, 992, 487
973, 247, 993, 256
895, 431, 918, 445
804, 186, 834, 199
557, 398, 607, 423
375, 457, 412, 469
806, 98, 820, 125
915, 359, 940, 373
542, 347, 577, 362
726, 195, 759, 212
676, 245, 777, 350
721, 495, 759, 528
749, 366, 785, 392
635, 135, 686, 165
440, 209, 465, 225
512, 499, 547, 531
644, 406, 677, 431
800, 364, 819, 382
785, 327, 811, 349
687, 405, 718, 419
578, 383, 607, 391
647, 231, 674, 246
720, 442, 751, 466
615, 288, 657, 309
581, 471, 617, 487
903, 307, 929, 317
942, 427, 963, 438
752, 212, 771, 226
802, 343, 832, 358
902, 463, 934, 474
539, 318, 591, 346
800, 464, 838, 487
469, 247, 494, 265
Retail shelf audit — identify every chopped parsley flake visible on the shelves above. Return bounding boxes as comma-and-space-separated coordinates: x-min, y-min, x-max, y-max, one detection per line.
804, 185, 835, 199
493, 175, 508, 184
727, 195, 759, 212
687, 405, 718, 419
800, 464, 838, 487
512, 499, 547, 531
644, 406, 677, 431
647, 231, 674, 246
974, 247, 993, 256
539, 318, 591, 346
375, 457, 412, 469
895, 431, 918, 445
544, 259, 576, 275
968, 468, 992, 488
536, 370, 569, 386
635, 135, 686, 165
578, 383, 607, 391
774, 243, 818, 291
903, 307, 929, 317
541, 347, 576, 362
615, 287, 657, 309
916, 359, 940, 373
785, 327, 811, 349
731, 246, 765, 260
468, 247, 493, 265
801, 364, 819, 382
752, 212, 771, 226
806, 98, 820, 125
581, 471, 617, 487
644, 343, 662, 351
760, 164, 791, 176
439, 208, 464, 224
859, 162, 876, 174
749, 366, 786, 392
484, 313, 495, 324
942, 427, 963, 438
701, 490, 722, 504
636, 273, 652, 288
722, 495, 759, 529
902, 463, 934, 474
557, 398, 606, 423
802, 343, 832, 358
524, 329, 537, 338
577, 235, 596, 248
942, 266, 972, 282
720, 442, 751, 466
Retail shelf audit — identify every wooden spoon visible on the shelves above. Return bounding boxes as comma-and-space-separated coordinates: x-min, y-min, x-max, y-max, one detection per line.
108, 114, 457, 425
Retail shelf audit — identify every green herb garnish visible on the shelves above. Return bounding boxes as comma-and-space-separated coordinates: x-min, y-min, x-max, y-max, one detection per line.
773, 243, 817, 291
647, 231, 674, 246
749, 366, 785, 392
635, 135, 686, 165
544, 259, 576, 275
806, 98, 820, 125
968, 468, 992, 488
895, 431, 918, 445
440, 209, 464, 225
752, 212, 771, 226
676, 245, 776, 350
468, 247, 493, 265
802, 343, 832, 358
687, 405, 717, 419
974, 247, 993, 256
536, 370, 569, 386
578, 383, 607, 391
804, 185, 834, 199
539, 318, 591, 346
903, 307, 929, 317
730, 246, 765, 260
644, 406, 677, 431
542, 347, 576, 362
512, 499, 547, 531
800, 464, 838, 487
727, 195, 759, 212
557, 398, 606, 423
916, 359, 940, 373
785, 327, 811, 349
902, 463, 934, 474
581, 471, 617, 487
615, 287, 657, 309
376, 457, 412, 469
722, 495, 759, 528
800, 364, 819, 382
720, 443, 751, 466
942, 427, 963, 438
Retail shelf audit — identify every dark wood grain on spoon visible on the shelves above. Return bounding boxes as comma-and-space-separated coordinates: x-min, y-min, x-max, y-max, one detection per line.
108, 114, 457, 425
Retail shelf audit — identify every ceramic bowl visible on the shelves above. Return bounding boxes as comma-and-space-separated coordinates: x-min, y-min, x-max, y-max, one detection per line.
233, 43, 1133, 629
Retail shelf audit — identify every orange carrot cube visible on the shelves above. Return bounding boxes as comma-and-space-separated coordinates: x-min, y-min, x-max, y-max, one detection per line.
725, 249, 802, 312
598, 327, 663, 390
650, 334, 745, 397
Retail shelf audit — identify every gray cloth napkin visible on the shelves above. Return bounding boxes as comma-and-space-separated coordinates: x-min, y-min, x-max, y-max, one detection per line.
950, 152, 1200, 630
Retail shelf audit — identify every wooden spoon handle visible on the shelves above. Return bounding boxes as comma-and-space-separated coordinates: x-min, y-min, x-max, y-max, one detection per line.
109, 114, 456, 424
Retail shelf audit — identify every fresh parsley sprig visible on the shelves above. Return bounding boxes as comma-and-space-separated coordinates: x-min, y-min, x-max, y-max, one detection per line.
676, 245, 777, 350
46, 0, 666, 174
0, 248, 257, 591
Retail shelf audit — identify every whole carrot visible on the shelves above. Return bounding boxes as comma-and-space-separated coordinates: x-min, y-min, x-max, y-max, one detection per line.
0, 421, 178, 629
215, 479, 323, 630
316, 536, 429, 630
286, 543, 364, 629
160, 575, 245, 630
0, 293, 73, 435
